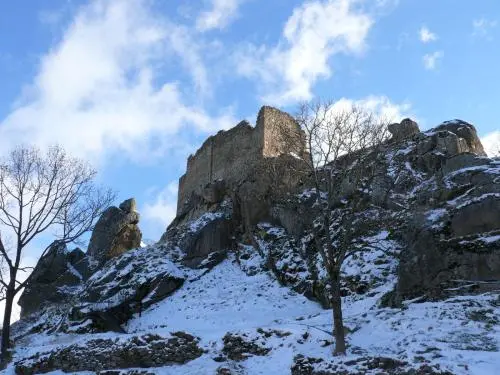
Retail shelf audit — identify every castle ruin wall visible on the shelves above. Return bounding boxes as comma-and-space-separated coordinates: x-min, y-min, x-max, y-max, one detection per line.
177, 106, 304, 215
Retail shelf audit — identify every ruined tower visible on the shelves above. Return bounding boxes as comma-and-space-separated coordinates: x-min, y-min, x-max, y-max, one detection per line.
176, 106, 305, 215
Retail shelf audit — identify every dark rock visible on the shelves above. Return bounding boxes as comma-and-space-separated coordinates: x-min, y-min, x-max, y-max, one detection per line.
18, 242, 90, 317
440, 153, 487, 175
14, 332, 203, 374
71, 253, 184, 333
222, 333, 271, 361
434, 120, 487, 156
119, 198, 137, 213
176, 217, 234, 268
87, 198, 142, 263
396, 223, 500, 302
291, 355, 455, 375
388, 118, 420, 142
202, 179, 226, 204
451, 196, 500, 236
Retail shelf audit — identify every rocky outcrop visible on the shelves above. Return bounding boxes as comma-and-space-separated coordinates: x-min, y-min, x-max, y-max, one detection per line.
434, 120, 487, 156
18, 242, 90, 317
388, 118, 420, 142
68, 245, 185, 333
87, 198, 142, 263
14, 332, 203, 374
386, 128, 500, 302
162, 155, 307, 268
14, 243, 185, 336
166, 115, 499, 307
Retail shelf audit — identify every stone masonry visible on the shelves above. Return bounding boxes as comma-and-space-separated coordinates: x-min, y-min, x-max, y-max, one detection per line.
177, 106, 304, 215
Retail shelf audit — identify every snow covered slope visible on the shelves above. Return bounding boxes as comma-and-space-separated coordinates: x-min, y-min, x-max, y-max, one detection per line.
6, 247, 500, 374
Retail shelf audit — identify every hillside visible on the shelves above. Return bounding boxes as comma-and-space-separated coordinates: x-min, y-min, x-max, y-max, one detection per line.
3, 114, 500, 374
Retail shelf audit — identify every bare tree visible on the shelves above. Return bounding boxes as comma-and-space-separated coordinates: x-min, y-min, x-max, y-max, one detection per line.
0, 145, 114, 365
282, 100, 391, 355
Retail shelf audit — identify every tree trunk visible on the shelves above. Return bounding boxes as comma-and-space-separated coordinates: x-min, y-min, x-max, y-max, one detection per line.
331, 273, 346, 355
1, 285, 14, 366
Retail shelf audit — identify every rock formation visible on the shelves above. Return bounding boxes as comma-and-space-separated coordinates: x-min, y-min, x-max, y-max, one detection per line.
18, 242, 90, 317
163, 114, 499, 306
388, 118, 420, 141
87, 197, 142, 263
19, 198, 143, 318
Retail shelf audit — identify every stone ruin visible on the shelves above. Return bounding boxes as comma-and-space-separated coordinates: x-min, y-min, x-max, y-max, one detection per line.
177, 106, 306, 216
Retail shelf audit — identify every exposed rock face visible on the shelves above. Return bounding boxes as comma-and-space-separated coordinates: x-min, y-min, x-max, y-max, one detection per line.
396, 220, 500, 302
451, 195, 500, 236
68, 245, 184, 333
163, 154, 307, 268
386, 136, 499, 303
87, 198, 142, 263
164, 114, 499, 307
162, 209, 234, 269
18, 242, 90, 317
15, 244, 185, 336
14, 332, 203, 374
434, 120, 487, 156
388, 118, 420, 142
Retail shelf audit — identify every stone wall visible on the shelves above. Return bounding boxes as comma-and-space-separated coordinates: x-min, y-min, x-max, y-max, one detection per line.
257, 106, 303, 157
177, 106, 303, 215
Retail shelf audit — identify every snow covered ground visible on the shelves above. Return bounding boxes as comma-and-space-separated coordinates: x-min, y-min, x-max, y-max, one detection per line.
5, 250, 499, 375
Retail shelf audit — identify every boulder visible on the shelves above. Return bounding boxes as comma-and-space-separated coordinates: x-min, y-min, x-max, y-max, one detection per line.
119, 197, 137, 213
87, 198, 142, 263
222, 333, 271, 361
434, 120, 487, 156
291, 355, 453, 375
388, 118, 420, 142
415, 122, 488, 173
18, 243, 90, 317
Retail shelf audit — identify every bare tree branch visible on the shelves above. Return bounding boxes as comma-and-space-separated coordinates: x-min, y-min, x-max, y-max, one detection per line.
0, 144, 115, 364
271, 99, 392, 355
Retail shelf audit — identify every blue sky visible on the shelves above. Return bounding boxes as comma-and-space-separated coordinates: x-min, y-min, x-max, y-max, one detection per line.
0, 0, 499, 244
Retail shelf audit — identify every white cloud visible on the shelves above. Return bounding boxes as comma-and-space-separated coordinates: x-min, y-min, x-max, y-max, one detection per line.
196, 0, 243, 32
422, 51, 443, 70
419, 26, 437, 43
143, 181, 179, 236
481, 130, 500, 157
472, 18, 497, 39
0, 0, 235, 164
333, 95, 412, 123
235, 0, 373, 105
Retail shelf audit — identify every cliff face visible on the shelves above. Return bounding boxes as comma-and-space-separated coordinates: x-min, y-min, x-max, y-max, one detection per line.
8, 115, 500, 374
